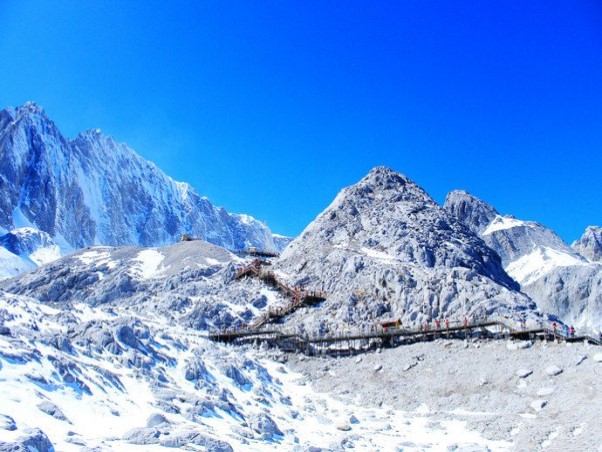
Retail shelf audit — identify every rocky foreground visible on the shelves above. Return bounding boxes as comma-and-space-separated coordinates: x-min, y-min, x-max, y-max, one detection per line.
289, 339, 602, 451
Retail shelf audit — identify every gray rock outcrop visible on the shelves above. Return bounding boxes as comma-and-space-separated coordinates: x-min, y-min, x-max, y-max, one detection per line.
445, 189, 601, 333
276, 167, 537, 331
572, 226, 602, 262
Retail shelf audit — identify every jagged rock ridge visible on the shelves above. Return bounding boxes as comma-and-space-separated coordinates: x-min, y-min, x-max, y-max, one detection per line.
276, 167, 537, 332
445, 190, 601, 332
572, 226, 602, 263
0, 102, 286, 254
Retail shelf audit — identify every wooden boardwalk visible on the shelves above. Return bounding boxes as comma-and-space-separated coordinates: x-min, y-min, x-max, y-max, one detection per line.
208, 318, 601, 355
225, 259, 601, 354
234, 260, 326, 328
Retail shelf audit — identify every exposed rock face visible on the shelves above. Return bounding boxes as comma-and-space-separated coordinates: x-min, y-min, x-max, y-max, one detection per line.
0, 428, 55, 452
445, 190, 601, 333
277, 167, 536, 331
445, 190, 585, 271
0, 102, 284, 254
572, 226, 602, 263
524, 265, 602, 331
444, 190, 498, 235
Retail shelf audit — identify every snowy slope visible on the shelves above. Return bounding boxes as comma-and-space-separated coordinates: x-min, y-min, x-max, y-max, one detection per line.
0, 246, 34, 279
0, 241, 532, 451
0, 246, 600, 450
0, 227, 61, 265
0, 102, 286, 258
445, 190, 602, 333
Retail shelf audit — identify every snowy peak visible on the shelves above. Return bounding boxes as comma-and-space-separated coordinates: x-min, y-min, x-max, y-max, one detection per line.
444, 190, 498, 235
572, 226, 602, 263
445, 190, 600, 332
445, 191, 582, 270
0, 103, 285, 261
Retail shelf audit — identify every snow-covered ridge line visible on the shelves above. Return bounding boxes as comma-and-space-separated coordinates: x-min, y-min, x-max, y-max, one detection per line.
444, 189, 602, 334
0, 103, 287, 268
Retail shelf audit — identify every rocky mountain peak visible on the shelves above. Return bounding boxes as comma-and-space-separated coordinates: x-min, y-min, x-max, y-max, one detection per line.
0, 103, 286, 259
287, 167, 513, 282
444, 190, 498, 234
277, 167, 528, 331
572, 226, 602, 262
351, 166, 434, 205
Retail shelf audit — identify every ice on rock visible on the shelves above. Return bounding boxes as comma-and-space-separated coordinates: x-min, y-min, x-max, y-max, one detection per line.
531, 400, 548, 412
537, 387, 555, 397
0, 428, 55, 452
37, 400, 70, 423
0, 415, 16, 431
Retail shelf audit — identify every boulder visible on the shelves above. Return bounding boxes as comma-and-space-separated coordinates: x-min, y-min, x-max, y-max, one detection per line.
0, 415, 16, 431
0, 428, 54, 452
37, 400, 70, 423
545, 365, 563, 377
516, 369, 533, 378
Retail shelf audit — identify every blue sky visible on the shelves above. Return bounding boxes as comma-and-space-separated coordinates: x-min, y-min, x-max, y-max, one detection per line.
0, 1, 600, 242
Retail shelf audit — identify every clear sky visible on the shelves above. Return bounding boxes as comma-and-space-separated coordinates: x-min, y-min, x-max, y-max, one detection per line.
0, 1, 600, 242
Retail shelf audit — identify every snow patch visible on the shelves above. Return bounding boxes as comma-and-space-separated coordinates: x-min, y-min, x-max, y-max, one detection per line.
506, 246, 588, 286
483, 215, 532, 235
131, 249, 165, 279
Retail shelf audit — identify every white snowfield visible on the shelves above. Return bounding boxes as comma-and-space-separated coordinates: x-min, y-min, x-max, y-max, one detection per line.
1, 291, 601, 451
482, 215, 532, 236
507, 246, 590, 286
0, 293, 532, 451
131, 249, 165, 279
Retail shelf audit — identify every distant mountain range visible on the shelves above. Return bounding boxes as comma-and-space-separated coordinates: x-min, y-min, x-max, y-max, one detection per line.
0, 102, 600, 333
445, 190, 602, 331
0, 102, 289, 276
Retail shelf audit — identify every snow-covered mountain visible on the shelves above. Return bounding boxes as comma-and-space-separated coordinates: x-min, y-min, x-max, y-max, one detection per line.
0, 167, 601, 451
0, 102, 286, 261
275, 167, 538, 332
445, 190, 602, 332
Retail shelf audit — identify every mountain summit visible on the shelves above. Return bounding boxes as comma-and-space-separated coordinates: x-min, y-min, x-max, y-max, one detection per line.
277, 167, 535, 331
445, 190, 601, 331
572, 226, 602, 263
0, 103, 283, 254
